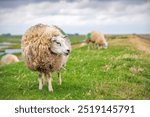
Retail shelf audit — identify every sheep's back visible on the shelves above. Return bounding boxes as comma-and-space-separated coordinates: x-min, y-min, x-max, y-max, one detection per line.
96, 33, 106, 44
1, 54, 19, 64
91, 31, 100, 42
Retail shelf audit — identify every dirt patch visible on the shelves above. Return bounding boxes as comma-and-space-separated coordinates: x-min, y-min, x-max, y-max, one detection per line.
129, 36, 150, 54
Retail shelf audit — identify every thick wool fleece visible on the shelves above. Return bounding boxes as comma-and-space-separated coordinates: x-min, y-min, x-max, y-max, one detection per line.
1, 54, 19, 64
90, 31, 107, 45
22, 24, 67, 73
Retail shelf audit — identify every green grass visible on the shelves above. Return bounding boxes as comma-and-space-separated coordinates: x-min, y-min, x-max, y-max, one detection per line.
69, 35, 85, 44
0, 37, 150, 100
0, 35, 21, 43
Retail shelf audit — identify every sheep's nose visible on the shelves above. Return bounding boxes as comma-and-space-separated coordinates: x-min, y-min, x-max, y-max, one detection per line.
67, 49, 70, 53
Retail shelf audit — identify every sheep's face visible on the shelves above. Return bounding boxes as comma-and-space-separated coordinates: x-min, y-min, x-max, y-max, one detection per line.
103, 42, 108, 48
51, 35, 71, 56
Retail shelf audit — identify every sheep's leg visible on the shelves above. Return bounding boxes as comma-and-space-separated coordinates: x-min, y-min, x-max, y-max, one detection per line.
88, 43, 92, 50
96, 43, 97, 49
43, 73, 47, 86
94, 43, 96, 49
97, 44, 100, 49
88, 44, 90, 50
38, 72, 43, 90
47, 72, 53, 92
92, 43, 94, 49
94, 43, 97, 49
58, 71, 62, 85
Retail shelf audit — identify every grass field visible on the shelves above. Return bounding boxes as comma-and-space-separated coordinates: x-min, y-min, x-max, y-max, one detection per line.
0, 35, 150, 99
0, 35, 21, 43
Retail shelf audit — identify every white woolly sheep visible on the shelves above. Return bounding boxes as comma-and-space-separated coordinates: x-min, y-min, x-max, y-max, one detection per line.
1, 54, 19, 64
21, 24, 71, 92
86, 31, 108, 49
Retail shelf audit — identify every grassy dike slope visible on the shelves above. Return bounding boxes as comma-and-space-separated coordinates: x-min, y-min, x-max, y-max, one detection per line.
0, 36, 150, 99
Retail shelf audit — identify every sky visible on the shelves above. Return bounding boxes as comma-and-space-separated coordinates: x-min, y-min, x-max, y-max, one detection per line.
0, 0, 150, 35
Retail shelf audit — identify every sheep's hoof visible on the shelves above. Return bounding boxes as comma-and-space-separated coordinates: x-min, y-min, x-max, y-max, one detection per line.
48, 87, 53, 92
39, 85, 43, 90
49, 89, 53, 92
58, 80, 62, 85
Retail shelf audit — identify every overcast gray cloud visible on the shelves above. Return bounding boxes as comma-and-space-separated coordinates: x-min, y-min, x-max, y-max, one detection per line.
0, 0, 150, 34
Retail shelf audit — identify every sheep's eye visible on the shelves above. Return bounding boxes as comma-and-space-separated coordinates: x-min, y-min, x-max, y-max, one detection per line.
53, 40, 57, 42
56, 42, 61, 46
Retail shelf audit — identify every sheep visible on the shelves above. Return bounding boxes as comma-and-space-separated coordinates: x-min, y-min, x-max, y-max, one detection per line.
86, 31, 108, 49
92, 32, 108, 49
21, 23, 71, 92
1, 54, 19, 65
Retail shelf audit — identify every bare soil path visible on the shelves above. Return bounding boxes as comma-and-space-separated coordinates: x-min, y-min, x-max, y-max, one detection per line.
129, 36, 150, 54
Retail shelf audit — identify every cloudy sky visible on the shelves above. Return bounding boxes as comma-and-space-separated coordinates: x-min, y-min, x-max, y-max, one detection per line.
0, 0, 150, 35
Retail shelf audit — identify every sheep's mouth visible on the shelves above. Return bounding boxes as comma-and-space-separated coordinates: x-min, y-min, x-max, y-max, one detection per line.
64, 50, 70, 56
64, 52, 69, 56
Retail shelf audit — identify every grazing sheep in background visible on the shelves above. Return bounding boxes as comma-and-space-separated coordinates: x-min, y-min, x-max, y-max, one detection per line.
1, 54, 19, 65
86, 31, 108, 49
21, 24, 71, 92
92, 31, 108, 49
